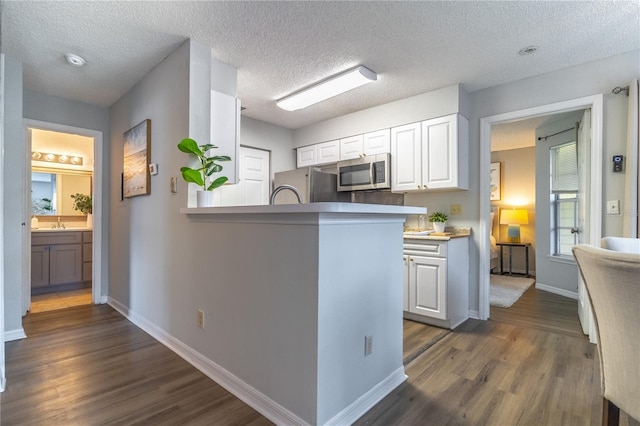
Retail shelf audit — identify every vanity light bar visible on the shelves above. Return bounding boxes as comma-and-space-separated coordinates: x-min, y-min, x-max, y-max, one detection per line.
32, 152, 83, 166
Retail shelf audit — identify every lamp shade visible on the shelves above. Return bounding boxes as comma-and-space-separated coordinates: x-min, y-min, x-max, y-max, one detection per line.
500, 209, 529, 225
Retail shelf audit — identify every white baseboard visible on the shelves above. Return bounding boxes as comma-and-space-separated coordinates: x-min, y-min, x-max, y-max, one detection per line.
325, 367, 407, 425
534, 282, 578, 300
4, 328, 27, 342
468, 309, 480, 320
99, 295, 108, 304
107, 297, 310, 426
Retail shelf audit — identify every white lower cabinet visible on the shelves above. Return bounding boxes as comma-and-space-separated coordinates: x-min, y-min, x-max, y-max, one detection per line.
403, 237, 469, 329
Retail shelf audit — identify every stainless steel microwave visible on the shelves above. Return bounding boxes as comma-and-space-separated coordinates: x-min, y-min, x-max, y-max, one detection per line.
337, 153, 391, 191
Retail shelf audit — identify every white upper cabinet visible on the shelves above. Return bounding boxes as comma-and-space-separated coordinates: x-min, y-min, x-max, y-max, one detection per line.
363, 129, 391, 156
391, 122, 422, 191
297, 145, 317, 168
211, 90, 241, 184
392, 114, 469, 192
316, 140, 340, 165
339, 135, 364, 160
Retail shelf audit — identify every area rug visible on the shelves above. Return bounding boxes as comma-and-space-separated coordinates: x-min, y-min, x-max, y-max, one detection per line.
490, 275, 535, 308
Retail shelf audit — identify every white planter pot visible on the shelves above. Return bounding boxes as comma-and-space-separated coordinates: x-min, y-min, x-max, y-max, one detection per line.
86, 213, 93, 229
433, 222, 446, 233
197, 190, 216, 207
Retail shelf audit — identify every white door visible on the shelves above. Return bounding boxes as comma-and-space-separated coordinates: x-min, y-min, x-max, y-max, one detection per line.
216, 146, 270, 206
391, 122, 422, 192
340, 135, 364, 160
363, 129, 390, 155
576, 109, 593, 336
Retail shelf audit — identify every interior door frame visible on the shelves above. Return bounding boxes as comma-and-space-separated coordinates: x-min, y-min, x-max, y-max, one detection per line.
22, 119, 104, 311
478, 95, 603, 331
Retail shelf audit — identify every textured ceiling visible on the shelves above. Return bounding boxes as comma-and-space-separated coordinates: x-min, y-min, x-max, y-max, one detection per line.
1, 1, 639, 130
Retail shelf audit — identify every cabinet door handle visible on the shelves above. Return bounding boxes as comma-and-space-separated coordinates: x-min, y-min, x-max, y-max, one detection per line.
410, 258, 414, 262
423, 185, 427, 188
416, 185, 421, 189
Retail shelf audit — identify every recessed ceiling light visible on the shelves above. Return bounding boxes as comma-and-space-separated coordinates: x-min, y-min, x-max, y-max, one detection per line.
65, 53, 86, 67
518, 46, 538, 56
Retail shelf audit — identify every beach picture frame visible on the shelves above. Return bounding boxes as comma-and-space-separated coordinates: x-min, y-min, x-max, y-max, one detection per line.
123, 119, 151, 198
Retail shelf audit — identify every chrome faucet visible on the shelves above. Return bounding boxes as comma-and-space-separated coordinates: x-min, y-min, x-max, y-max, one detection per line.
52, 217, 66, 229
270, 185, 303, 205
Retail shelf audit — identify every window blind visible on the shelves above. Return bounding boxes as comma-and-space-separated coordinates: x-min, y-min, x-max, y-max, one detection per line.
551, 142, 578, 193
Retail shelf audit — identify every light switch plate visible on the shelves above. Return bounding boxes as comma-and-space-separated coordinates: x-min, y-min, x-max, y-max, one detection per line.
606, 200, 620, 215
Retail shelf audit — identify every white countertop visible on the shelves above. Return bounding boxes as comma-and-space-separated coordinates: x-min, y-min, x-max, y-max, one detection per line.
31, 228, 92, 233
181, 202, 426, 216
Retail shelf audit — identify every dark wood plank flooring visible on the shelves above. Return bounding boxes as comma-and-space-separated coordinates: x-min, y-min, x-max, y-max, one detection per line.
491, 285, 584, 337
2, 303, 638, 425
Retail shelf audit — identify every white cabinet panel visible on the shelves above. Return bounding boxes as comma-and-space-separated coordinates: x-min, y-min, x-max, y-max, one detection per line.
403, 237, 469, 329
317, 140, 340, 164
409, 256, 446, 320
392, 114, 468, 192
297, 145, 317, 168
211, 90, 241, 184
215, 147, 270, 206
340, 135, 364, 160
422, 114, 468, 190
391, 123, 422, 192
363, 129, 390, 155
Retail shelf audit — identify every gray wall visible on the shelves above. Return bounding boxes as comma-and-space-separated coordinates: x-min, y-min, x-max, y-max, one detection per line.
2, 57, 23, 335
241, 116, 295, 178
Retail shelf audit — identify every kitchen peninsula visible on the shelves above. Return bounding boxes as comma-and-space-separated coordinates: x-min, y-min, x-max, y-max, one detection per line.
180, 202, 425, 426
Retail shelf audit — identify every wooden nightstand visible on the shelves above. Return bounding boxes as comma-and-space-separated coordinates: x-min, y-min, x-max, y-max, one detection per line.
496, 242, 531, 277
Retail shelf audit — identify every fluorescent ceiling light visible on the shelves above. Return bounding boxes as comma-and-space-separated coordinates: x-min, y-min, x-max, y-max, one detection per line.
277, 66, 377, 111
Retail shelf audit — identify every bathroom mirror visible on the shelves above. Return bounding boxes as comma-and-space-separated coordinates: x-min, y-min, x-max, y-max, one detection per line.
32, 167, 92, 215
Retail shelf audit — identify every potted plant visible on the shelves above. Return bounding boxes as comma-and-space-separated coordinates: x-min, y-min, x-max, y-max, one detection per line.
428, 211, 448, 233
71, 193, 93, 228
177, 138, 231, 207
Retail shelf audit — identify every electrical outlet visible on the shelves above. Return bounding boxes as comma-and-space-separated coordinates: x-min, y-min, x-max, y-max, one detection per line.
364, 335, 373, 356
606, 200, 620, 215
197, 309, 205, 329
450, 204, 462, 215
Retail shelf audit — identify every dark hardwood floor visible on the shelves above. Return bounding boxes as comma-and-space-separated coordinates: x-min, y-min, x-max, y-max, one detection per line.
491, 285, 584, 338
2, 302, 638, 425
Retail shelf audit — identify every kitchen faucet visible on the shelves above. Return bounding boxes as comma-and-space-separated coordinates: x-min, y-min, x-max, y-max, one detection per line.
270, 185, 302, 205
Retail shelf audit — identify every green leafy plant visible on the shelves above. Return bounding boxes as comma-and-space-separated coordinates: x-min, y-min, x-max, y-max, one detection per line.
71, 193, 92, 214
428, 211, 448, 223
177, 138, 231, 191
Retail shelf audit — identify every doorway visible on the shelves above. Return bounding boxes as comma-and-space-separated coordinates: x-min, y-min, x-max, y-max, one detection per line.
479, 95, 603, 343
22, 119, 104, 315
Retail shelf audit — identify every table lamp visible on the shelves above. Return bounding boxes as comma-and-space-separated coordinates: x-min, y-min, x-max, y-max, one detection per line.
500, 209, 529, 243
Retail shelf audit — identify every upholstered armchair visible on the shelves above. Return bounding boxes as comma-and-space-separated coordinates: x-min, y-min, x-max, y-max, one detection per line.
572, 244, 640, 426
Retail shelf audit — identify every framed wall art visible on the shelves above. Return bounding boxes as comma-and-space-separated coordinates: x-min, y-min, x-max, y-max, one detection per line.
123, 119, 151, 198
490, 162, 501, 201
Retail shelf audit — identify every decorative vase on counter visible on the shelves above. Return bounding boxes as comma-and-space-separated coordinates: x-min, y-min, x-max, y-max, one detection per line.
433, 222, 446, 233
197, 190, 216, 208
86, 213, 93, 229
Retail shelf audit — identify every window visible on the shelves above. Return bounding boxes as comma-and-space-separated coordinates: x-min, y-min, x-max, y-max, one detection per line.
550, 142, 578, 257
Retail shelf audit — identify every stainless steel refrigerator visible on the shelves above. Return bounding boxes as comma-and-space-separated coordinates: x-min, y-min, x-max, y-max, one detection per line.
272, 167, 351, 204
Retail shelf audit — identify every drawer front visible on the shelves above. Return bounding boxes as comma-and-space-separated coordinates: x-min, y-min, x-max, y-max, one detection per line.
404, 241, 447, 257
83, 231, 93, 243
83, 243, 92, 261
32, 231, 82, 246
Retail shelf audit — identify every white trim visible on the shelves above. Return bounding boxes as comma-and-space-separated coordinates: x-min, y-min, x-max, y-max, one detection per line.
534, 282, 578, 300
3, 328, 27, 342
547, 255, 577, 265
324, 367, 407, 426
107, 297, 311, 426
22, 119, 104, 308
0, 53, 5, 392
479, 94, 603, 321
468, 309, 480, 320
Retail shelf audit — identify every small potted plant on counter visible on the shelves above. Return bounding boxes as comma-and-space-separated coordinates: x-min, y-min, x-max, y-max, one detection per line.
177, 138, 231, 207
428, 211, 448, 233
71, 193, 93, 228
